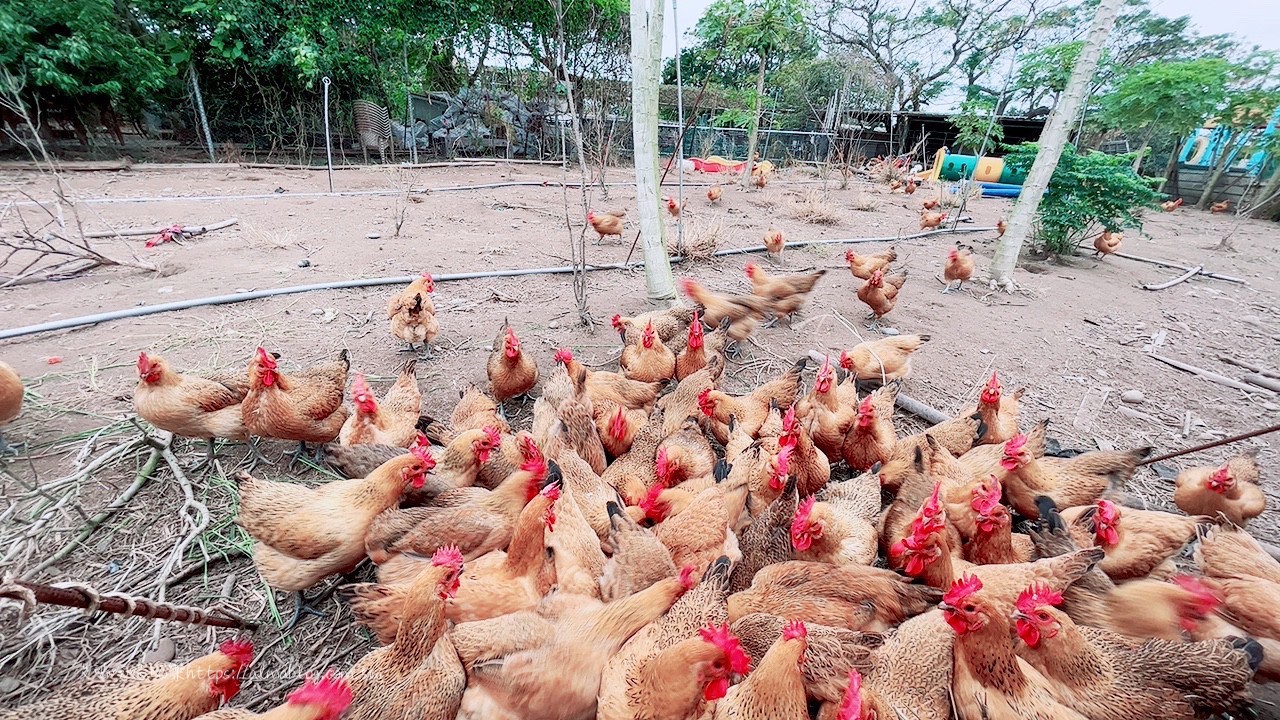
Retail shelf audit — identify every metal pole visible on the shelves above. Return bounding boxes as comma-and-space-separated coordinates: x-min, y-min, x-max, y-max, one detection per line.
671, 0, 685, 251
1138, 423, 1280, 467
322, 77, 334, 192
188, 64, 215, 162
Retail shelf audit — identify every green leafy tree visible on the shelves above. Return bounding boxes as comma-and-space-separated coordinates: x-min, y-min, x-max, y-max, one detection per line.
1195, 86, 1280, 209
949, 98, 1004, 154
1003, 141, 1161, 254
1013, 41, 1083, 112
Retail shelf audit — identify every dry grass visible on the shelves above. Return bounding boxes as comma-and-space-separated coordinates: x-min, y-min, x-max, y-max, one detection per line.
869, 159, 906, 185
668, 217, 724, 261
786, 190, 844, 226
849, 191, 881, 212
938, 181, 982, 210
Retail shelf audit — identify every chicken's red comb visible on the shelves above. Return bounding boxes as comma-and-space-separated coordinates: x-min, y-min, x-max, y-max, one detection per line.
857, 394, 874, 416
540, 481, 561, 502
518, 436, 546, 475
431, 545, 464, 570
410, 443, 437, 471
837, 669, 864, 720
921, 482, 942, 521
482, 426, 502, 447
1015, 583, 1063, 616
696, 388, 716, 417
412, 432, 430, 450
638, 481, 664, 513
791, 496, 816, 536
698, 623, 751, 673
218, 638, 255, 667
771, 446, 793, 490
136, 351, 152, 375
1173, 575, 1221, 609
553, 348, 574, 364
608, 404, 629, 440
844, 249, 855, 262
1000, 433, 1027, 470
655, 447, 672, 484
744, 262, 759, 277
611, 314, 623, 329
943, 575, 983, 606
782, 619, 807, 641
1095, 498, 1120, 525
255, 347, 277, 368
350, 373, 374, 403
971, 476, 1003, 516
838, 350, 853, 371
678, 277, 697, 296
286, 670, 352, 717
817, 355, 832, 377
679, 565, 696, 591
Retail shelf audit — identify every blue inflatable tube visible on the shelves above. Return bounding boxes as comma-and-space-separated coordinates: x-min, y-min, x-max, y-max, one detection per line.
979, 182, 1022, 198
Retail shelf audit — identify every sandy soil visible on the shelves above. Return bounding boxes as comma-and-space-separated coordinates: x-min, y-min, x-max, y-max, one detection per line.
1, 163, 1277, 712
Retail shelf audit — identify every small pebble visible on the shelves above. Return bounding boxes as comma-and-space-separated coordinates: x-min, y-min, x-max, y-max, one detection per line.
548, 320, 560, 329
298, 258, 311, 268
1121, 390, 1145, 404
311, 308, 324, 316
157, 286, 173, 294
366, 232, 382, 239
881, 327, 900, 336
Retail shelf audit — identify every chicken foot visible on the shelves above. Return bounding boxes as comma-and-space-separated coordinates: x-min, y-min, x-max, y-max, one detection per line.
941, 280, 964, 294
0, 431, 21, 457
285, 441, 328, 469
400, 340, 434, 360
285, 589, 328, 630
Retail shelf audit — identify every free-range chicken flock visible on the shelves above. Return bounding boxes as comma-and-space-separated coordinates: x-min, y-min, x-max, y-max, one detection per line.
2, 243, 1276, 720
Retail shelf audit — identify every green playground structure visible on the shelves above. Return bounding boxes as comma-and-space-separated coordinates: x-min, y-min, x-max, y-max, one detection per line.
918, 148, 1029, 185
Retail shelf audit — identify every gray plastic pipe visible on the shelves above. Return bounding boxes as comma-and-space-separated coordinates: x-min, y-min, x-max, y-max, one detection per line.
0, 226, 993, 341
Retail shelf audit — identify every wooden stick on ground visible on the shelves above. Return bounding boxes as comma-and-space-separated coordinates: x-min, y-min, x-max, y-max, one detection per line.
1141, 265, 1202, 291
1147, 353, 1277, 396
84, 218, 238, 239
0, 578, 257, 630
1218, 355, 1280, 380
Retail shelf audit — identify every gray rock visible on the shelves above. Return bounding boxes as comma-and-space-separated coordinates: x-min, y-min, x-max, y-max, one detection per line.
1120, 390, 1145, 404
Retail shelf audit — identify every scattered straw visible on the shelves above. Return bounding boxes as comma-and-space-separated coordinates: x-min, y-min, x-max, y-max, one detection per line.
669, 218, 724, 261
786, 190, 843, 226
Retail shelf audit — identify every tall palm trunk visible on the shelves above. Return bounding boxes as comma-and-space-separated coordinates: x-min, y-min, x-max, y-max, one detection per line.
988, 0, 1122, 291
741, 53, 768, 188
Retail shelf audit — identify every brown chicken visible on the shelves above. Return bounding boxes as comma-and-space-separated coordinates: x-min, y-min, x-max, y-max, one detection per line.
730, 478, 799, 593
1059, 499, 1206, 581
744, 263, 826, 322
1173, 451, 1265, 525
364, 434, 550, 564
387, 272, 440, 354
1011, 583, 1260, 720
612, 306, 696, 348
462, 571, 696, 720
798, 362, 853, 463
679, 278, 771, 349
855, 270, 906, 329
0, 360, 20, 455
956, 371, 1022, 445
843, 247, 896, 281
487, 320, 539, 404
840, 385, 897, 472
790, 472, 880, 567
837, 334, 928, 384
134, 351, 249, 467
242, 347, 350, 464
338, 361, 421, 448
964, 476, 1034, 565
655, 467, 751, 575
675, 311, 729, 381
620, 321, 676, 382
1210, 200, 1231, 213
197, 670, 352, 720
596, 401, 648, 459
553, 349, 663, 413
942, 245, 975, 293
428, 426, 502, 488
601, 501, 678, 601
588, 210, 625, 242
763, 225, 785, 261
708, 184, 724, 203
1197, 535, 1280, 643
995, 217, 1007, 236
602, 408, 666, 505
921, 198, 940, 211
235, 449, 432, 626
371, 476, 559, 625
1090, 230, 1121, 258
0, 639, 253, 720
777, 406, 828, 496
732, 615, 879, 715
728, 561, 941, 631
941, 576, 1091, 720
344, 547, 466, 720
919, 211, 947, 231
713, 620, 808, 720
697, 358, 807, 443
596, 558, 743, 720
1161, 198, 1184, 212
658, 418, 718, 487
996, 432, 1151, 519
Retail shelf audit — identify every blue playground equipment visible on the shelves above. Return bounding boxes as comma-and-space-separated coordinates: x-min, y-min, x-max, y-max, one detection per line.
1179, 105, 1280, 175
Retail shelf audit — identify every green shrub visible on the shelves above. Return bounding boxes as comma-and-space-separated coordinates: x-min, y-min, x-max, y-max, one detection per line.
1003, 142, 1162, 255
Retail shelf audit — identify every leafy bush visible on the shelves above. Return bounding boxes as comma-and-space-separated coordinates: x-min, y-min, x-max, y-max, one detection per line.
949, 99, 1004, 154
1003, 142, 1162, 255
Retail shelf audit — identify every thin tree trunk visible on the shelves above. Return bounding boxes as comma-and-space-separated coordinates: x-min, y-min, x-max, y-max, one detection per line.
1158, 136, 1182, 192
988, 0, 1121, 291
1196, 137, 1245, 209
741, 55, 767, 188
631, 0, 675, 299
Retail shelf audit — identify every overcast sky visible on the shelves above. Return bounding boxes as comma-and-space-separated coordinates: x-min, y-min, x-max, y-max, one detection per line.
661, 0, 1280, 58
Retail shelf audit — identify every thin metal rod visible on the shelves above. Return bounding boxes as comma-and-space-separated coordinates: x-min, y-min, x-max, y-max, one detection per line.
672, 0, 686, 252
188, 65, 216, 163
1139, 423, 1280, 466
322, 77, 334, 193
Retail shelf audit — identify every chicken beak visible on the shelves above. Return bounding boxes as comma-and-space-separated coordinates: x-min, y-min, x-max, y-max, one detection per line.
1009, 609, 1030, 622
937, 601, 955, 613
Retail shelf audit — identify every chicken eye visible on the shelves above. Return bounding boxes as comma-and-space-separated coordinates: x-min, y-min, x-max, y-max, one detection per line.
964, 604, 976, 613
1037, 611, 1051, 621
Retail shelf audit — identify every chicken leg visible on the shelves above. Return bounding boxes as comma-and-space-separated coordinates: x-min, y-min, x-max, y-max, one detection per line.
286, 441, 312, 469
0, 432, 20, 457
286, 589, 328, 630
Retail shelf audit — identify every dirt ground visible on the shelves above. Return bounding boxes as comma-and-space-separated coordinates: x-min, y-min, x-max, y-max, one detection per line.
1, 162, 1278, 712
